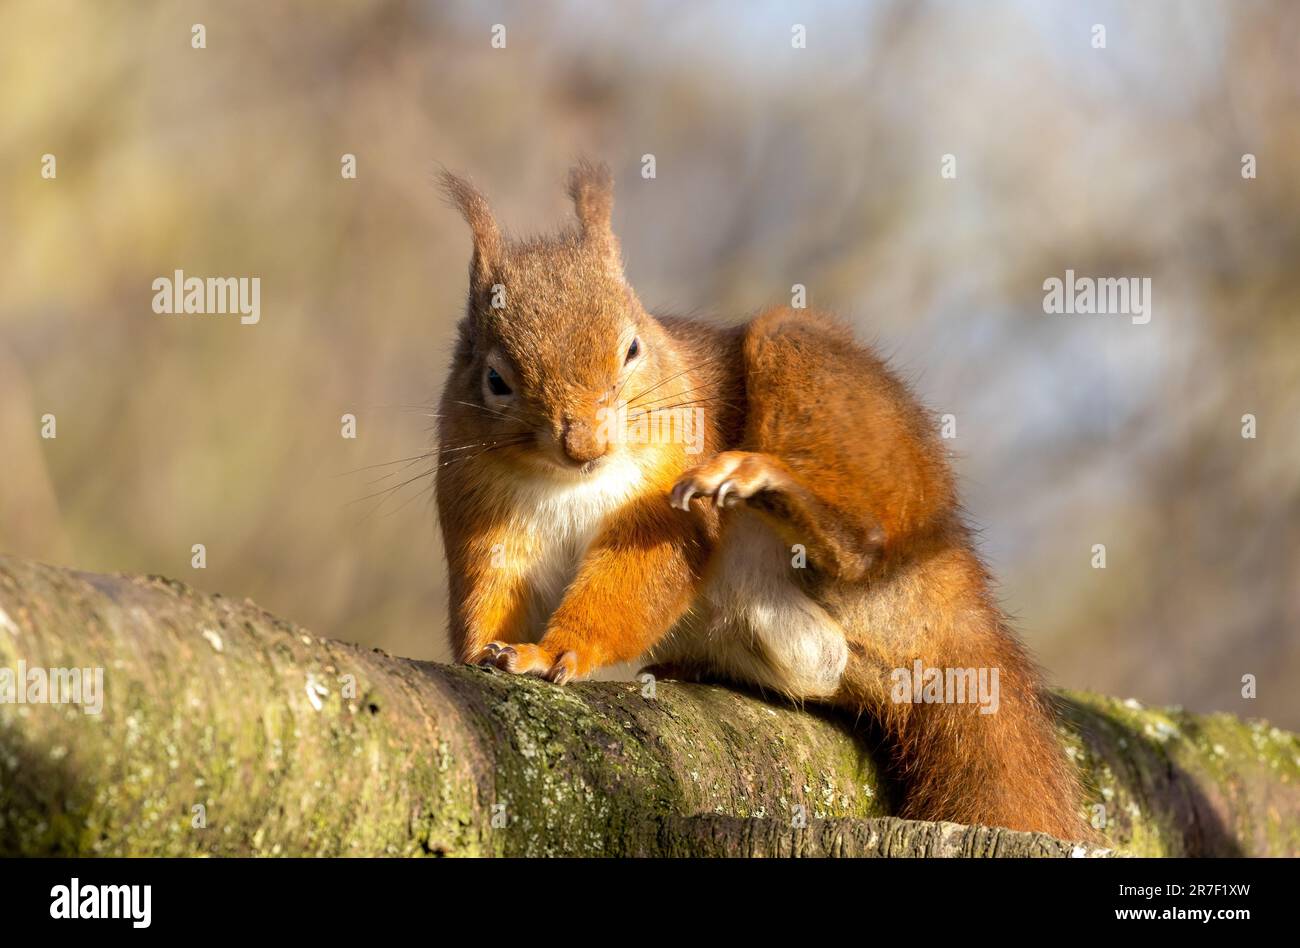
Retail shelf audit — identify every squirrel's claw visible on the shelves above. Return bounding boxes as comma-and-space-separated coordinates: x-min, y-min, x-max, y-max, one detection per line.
475, 642, 507, 667
471, 642, 583, 684
671, 452, 783, 513
471, 641, 534, 673
715, 480, 739, 508
545, 651, 579, 685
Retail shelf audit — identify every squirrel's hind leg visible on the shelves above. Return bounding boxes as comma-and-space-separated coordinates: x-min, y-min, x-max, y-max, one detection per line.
688, 510, 851, 700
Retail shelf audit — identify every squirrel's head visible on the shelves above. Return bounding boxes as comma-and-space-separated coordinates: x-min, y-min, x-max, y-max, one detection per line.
440, 161, 671, 477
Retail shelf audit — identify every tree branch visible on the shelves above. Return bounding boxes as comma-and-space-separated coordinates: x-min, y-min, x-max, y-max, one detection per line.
0, 556, 1295, 856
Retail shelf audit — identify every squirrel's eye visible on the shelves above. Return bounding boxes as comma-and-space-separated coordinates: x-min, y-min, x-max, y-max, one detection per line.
486, 367, 512, 397
625, 337, 640, 363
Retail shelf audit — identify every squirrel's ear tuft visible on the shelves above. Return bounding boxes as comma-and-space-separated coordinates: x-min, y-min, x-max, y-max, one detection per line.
567, 159, 621, 270
439, 169, 502, 288
567, 159, 614, 233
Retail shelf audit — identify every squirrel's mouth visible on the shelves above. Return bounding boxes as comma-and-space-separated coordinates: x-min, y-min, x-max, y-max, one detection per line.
551, 455, 606, 478
526, 443, 609, 480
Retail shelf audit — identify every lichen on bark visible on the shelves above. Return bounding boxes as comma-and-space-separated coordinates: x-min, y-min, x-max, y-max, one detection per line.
0, 556, 1295, 857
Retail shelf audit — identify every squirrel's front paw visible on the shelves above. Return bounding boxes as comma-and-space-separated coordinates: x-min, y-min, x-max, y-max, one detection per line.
670, 451, 790, 511
473, 642, 582, 685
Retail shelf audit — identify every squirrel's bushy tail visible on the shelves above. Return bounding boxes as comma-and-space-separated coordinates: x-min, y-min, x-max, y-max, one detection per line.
865, 621, 1094, 842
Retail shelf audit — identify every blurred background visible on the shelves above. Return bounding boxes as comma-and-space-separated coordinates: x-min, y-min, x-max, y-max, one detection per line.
1, 0, 1296, 727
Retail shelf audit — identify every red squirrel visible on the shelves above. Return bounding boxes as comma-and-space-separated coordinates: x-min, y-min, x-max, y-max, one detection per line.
434, 161, 1091, 840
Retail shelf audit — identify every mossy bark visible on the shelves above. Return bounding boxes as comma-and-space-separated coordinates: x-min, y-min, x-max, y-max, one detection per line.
0, 556, 1295, 856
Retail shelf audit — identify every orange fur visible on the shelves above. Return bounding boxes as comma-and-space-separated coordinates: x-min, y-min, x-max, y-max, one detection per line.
434, 164, 1093, 841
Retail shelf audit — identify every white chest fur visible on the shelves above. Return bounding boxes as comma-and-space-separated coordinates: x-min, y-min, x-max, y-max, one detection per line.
501, 454, 647, 636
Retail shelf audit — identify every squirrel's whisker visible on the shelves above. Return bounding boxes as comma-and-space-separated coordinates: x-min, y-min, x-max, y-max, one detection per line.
449, 400, 530, 426
612, 354, 647, 405
439, 437, 527, 455
626, 396, 739, 418
376, 477, 439, 520
351, 436, 533, 516
335, 452, 437, 477
627, 381, 725, 412
346, 467, 438, 507
625, 353, 727, 407
436, 436, 533, 467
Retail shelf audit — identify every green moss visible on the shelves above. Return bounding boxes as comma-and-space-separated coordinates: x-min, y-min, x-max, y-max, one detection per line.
2, 558, 1296, 857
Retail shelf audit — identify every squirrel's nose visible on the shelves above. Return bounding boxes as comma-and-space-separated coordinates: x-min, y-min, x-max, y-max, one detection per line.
561, 417, 608, 465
